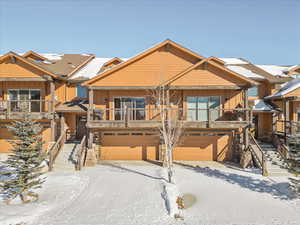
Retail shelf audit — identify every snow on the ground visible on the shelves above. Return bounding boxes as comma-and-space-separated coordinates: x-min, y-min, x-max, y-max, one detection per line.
159, 168, 181, 218
0, 162, 299, 225
174, 163, 300, 225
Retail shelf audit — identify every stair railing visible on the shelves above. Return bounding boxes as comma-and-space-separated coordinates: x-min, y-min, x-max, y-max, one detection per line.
248, 133, 268, 176
48, 130, 66, 171
75, 135, 87, 171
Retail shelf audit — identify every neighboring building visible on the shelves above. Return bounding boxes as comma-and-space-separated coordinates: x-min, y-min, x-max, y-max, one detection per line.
83, 40, 257, 161
218, 58, 298, 141
0, 51, 113, 160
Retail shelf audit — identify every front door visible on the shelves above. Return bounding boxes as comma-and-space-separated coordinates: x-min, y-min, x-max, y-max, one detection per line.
76, 115, 87, 140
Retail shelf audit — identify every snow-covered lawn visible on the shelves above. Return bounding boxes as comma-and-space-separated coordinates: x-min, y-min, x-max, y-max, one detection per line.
0, 161, 299, 225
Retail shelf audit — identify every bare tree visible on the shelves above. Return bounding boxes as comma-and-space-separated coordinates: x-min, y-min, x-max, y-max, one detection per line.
150, 85, 184, 183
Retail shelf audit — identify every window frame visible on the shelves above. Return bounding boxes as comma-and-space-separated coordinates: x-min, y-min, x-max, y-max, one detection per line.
248, 87, 259, 97
113, 96, 146, 120
7, 89, 41, 112
186, 96, 221, 121
76, 85, 88, 98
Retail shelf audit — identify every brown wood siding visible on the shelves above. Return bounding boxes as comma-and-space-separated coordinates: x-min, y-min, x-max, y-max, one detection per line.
91, 45, 196, 86
0, 126, 51, 153
0, 57, 46, 78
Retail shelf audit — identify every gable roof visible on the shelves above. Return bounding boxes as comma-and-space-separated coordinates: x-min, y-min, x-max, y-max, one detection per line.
163, 57, 258, 86
22, 51, 48, 61
219, 57, 293, 83
83, 39, 205, 85
0, 51, 59, 79
266, 78, 300, 99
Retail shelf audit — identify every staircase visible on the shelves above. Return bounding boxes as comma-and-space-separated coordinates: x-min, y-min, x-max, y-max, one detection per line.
258, 141, 291, 176
53, 141, 79, 171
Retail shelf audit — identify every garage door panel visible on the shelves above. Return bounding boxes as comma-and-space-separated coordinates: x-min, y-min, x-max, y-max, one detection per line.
100, 135, 159, 160
174, 134, 231, 161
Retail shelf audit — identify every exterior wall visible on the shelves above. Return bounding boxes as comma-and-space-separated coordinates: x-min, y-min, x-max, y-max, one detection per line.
91, 45, 198, 86
0, 123, 51, 153
93, 89, 244, 121
171, 64, 249, 87
0, 57, 46, 78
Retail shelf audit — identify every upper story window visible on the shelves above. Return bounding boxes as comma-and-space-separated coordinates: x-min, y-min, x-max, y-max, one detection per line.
187, 96, 220, 121
248, 87, 258, 97
76, 85, 87, 98
8, 89, 41, 112
114, 97, 145, 120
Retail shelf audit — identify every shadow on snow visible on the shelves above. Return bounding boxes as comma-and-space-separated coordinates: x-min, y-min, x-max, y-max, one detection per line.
174, 162, 297, 201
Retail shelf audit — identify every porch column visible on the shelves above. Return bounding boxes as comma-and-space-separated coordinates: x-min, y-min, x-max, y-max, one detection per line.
284, 100, 290, 138
87, 87, 94, 122
50, 81, 56, 141
87, 87, 94, 148
243, 88, 249, 148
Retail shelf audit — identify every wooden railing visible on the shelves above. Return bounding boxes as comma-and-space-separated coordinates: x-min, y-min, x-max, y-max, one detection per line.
90, 107, 251, 123
48, 130, 66, 171
273, 135, 290, 162
248, 133, 268, 176
0, 100, 53, 119
276, 120, 300, 136
75, 135, 87, 171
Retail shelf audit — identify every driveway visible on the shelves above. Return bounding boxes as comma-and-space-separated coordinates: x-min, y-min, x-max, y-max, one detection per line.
1, 161, 299, 225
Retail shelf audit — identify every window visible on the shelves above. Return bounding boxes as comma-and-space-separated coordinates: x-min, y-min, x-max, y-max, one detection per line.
8, 89, 41, 112
76, 85, 87, 98
114, 97, 145, 120
248, 87, 258, 97
187, 96, 220, 121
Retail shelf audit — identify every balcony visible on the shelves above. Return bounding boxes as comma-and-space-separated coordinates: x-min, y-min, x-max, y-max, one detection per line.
0, 100, 54, 119
87, 107, 252, 129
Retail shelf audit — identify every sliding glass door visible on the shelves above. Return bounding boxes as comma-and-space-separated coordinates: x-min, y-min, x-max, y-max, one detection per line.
114, 97, 145, 120
187, 96, 221, 121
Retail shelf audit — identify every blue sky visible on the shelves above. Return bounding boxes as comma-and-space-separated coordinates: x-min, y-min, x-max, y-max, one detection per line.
0, 0, 299, 65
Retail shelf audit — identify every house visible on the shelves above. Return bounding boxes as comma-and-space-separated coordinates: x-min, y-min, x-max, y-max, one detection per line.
82, 40, 257, 162
0, 40, 297, 168
0, 51, 113, 160
218, 58, 296, 141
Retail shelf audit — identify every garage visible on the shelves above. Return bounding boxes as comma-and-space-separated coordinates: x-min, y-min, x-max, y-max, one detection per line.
173, 133, 232, 161
100, 134, 160, 160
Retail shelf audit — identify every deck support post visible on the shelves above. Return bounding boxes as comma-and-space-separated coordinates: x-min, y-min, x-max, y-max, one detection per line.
243, 88, 249, 149
50, 81, 56, 141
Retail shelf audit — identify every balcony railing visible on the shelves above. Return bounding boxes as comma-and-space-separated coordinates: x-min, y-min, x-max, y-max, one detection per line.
0, 100, 54, 119
88, 107, 251, 129
276, 120, 300, 136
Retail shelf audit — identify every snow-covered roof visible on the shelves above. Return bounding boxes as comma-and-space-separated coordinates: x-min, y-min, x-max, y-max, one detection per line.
226, 65, 264, 79
267, 78, 300, 98
39, 53, 64, 61
71, 58, 112, 79
218, 58, 248, 65
71, 57, 128, 80
252, 99, 274, 111
256, 65, 292, 77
